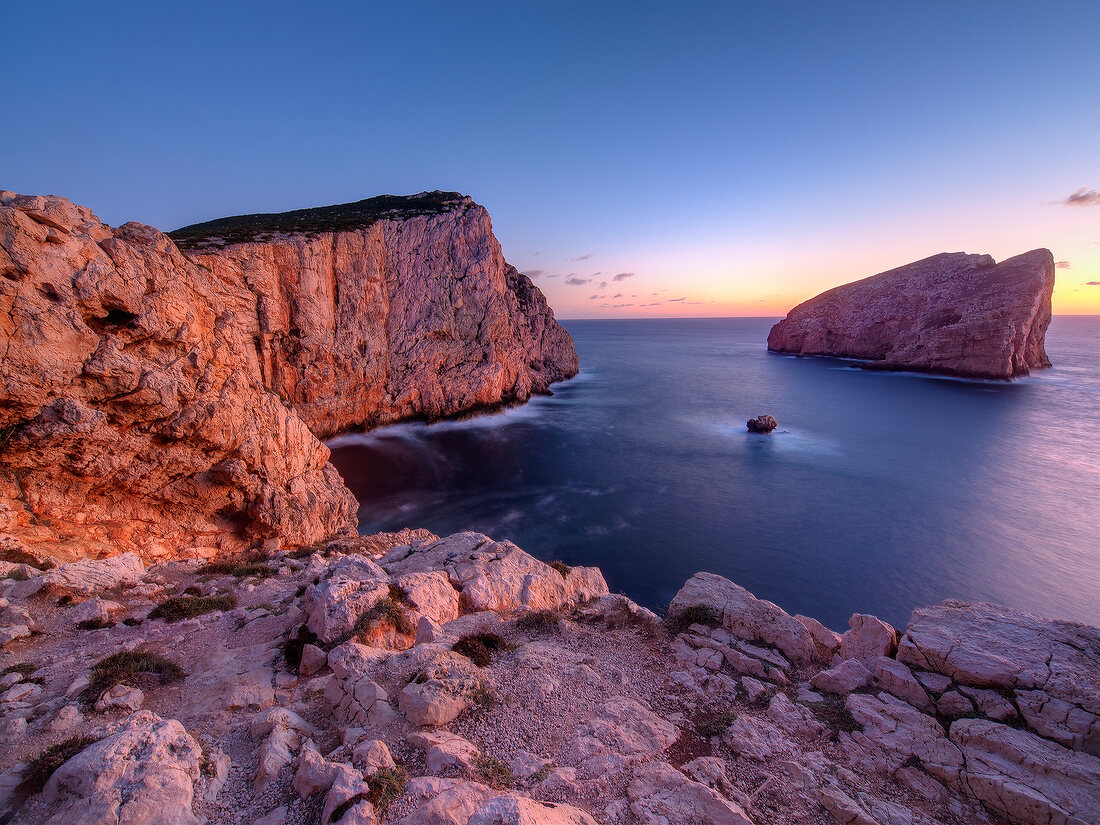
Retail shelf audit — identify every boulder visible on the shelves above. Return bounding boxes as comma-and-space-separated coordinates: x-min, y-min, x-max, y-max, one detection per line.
93, 684, 144, 713
811, 659, 872, 695
870, 657, 931, 711
12, 553, 145, 598
467, 793, 598, 824
396, 571, 461, 625
767, 249, 1054, 379
897, 600, 1100, 756
251, 707, 314, 790
746, 415, 777, 433
41, 711, 203, 825
669, 573, 818, 665
407, 730, 480, 773
399, 779, 496, 825
626, 762, 754, 825
837, 614, 897, 663
352, 739, 396, 775
947, 717, 1100, 825
565, 697, 680, 776
397, 647, 483, 726
722, 714, 790, 761
378, 533, 607, 614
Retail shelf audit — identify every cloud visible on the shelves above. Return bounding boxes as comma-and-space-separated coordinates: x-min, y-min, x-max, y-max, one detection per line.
613, 272, 635, 281
613, 293, 622, 299
565, 276, 590, 286
611, 303, 634, 308
667, 297, 686, 302
1063, 188, 1100, 206
572, 253, 593, 261
544, 274, 558, 278
523, 269, 546, 278
599, 281, 607, 289
1055, 261, 1071, 269
1086, 281, 1100, 286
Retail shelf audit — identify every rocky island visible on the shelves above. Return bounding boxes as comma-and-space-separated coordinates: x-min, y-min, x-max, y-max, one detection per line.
767, 250, 1055, 380
0, 192, 1096, 825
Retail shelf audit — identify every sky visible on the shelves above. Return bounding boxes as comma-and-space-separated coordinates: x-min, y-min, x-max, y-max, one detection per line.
3, 1, 1098, 318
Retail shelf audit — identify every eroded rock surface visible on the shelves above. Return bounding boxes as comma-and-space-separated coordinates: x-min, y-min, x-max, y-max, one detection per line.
0, 191, 576, 562
767, 249, 1055, 379
0, 533, 1095, 825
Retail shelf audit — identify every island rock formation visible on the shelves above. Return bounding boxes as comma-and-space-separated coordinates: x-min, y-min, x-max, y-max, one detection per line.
0, 192, 576, 562
767, 250, 1055, 379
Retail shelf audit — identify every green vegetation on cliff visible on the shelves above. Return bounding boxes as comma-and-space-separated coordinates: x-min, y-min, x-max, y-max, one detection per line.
168, 191, 468, 249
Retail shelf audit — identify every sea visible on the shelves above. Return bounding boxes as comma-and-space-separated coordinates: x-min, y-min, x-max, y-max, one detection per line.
328, 316, 1100, 632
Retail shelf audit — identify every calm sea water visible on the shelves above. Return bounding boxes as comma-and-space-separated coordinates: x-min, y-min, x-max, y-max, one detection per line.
328, 317, 1100, 631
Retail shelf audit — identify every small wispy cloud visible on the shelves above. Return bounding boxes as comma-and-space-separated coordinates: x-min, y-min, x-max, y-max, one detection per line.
1055, 261, 1071, 269
667, 297, 686, 302
613, 272, 635, 281
1086, 281, 1100, 286
565, 276, 590, 286
599, 281, 607, 289
1063, 188, 1100, 207
523, 269, 546, 278
544, 274, 558, 278
613, 293, 622, 299
572, 253, 593, 261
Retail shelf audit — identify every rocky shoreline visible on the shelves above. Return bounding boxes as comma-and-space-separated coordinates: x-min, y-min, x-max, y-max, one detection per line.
0, 530, 1095, 825
0, 192, 576, 562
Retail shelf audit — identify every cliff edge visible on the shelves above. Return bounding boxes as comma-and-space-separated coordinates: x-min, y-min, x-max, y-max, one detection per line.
767, 250, 1054, 379
0, 191, 576, 561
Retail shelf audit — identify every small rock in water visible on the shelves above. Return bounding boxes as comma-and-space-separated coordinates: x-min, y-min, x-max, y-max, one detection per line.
747, 415, 778, 433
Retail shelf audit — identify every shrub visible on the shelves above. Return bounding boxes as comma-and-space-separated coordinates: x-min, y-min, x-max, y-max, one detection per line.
355, 596, 415, 638
0, 546, 52, 570
197, 559, 273, 579
365, 765, 408, 810
1, 662, 37, 678
474, 754, 516, 788
668, 604, 721, 632
148, 594, 237, 622
81, 650, 183, 705
804, 695, 862, 740
282, 625, 319, 672
516, 610, 559, 634
695, 710, 737, 737
329, 793, 369, 822
77, 619, 114, 631
19, 735, 96, 795
547, 560, 571, 577
453, 633, 512, 668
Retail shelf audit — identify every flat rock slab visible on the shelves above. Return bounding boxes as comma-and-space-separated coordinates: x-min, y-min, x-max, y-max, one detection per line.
898, 600, 1100, 755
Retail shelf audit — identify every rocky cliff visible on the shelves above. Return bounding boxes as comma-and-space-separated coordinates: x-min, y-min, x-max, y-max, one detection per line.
767, 250, 1055, 379
0, 192, 576, 561
172, 193, 577, 438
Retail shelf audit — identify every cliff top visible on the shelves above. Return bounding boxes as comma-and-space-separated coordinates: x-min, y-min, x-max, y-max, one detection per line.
168, 190, 471, 249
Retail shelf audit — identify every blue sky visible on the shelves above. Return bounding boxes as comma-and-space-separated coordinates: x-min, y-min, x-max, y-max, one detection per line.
4, 1, 1098, 315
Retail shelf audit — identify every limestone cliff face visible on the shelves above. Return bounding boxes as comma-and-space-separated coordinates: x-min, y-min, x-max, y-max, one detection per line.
0, 192, 576, 561
767, 250, 1054, 380
182, 196, 577, 437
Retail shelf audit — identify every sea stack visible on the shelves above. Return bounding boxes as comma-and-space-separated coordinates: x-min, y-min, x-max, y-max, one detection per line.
767, 250, 1055, 380
0, 191, 577, 562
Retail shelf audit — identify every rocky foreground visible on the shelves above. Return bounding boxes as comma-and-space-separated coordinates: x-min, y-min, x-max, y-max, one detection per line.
0, 192, 576, 562
767, 250, 1055, 380
0, 531, 1094, 825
